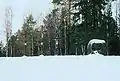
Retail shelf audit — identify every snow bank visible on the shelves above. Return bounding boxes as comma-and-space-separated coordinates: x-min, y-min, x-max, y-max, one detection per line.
0, 55, 120, 81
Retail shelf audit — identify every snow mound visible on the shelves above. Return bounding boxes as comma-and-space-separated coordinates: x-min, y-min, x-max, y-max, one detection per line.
40, 54, 44, 56
22, 55, 27, 57
88, 51, 104, 56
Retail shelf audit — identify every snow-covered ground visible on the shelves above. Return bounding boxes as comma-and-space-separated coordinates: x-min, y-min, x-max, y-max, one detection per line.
0, 54, 120, 81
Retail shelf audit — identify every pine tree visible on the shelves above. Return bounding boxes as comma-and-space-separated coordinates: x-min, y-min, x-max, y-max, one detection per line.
52, 0, 74, 55
43, 13, 56, 55
19, 14, 36, 56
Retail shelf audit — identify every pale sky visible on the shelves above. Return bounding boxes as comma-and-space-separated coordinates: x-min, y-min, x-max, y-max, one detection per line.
0, 0, 54, 44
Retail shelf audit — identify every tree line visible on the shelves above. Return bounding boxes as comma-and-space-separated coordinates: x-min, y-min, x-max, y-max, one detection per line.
0, 0, 120, 57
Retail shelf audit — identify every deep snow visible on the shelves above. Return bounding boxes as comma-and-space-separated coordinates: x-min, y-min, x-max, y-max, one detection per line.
0, 55, 120, 81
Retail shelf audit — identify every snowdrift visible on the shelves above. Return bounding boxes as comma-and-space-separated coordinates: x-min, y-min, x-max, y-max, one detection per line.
0, 55, 120, 81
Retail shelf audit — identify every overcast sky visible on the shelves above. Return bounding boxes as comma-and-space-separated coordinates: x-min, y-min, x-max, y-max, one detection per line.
0, 0, 53, 44
0, 0, 119, 45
